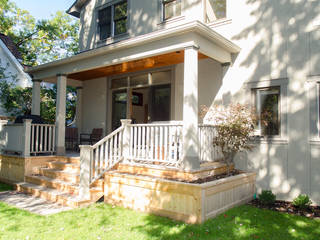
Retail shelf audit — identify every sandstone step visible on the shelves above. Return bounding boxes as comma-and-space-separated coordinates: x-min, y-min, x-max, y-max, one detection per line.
39, 168, 79, 183
55, 156, 80, 165
25, 175, 78, 195
16, 182, 91, 208
46, 161, 80, 172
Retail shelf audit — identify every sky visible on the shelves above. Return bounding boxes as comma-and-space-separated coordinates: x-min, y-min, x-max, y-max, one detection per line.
12, 0, 76, 20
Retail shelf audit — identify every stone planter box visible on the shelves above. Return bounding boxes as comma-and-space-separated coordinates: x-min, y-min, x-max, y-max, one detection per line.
104, 171, 256, 224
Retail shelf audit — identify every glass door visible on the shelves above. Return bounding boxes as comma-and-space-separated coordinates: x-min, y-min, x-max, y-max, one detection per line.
149, 84, 171, 122
112, 90, 127, 130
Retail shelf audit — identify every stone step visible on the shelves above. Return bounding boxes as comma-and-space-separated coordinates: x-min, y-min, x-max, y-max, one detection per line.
39, 168, 79, 183
25, 175, 78, 195
46, 161, 80, 172
16, 182, 90, 208
55, 156, 80, 165
25, 175, 104, 195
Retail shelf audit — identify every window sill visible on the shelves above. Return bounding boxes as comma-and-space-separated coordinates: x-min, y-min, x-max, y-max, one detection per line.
252, 136, 288, 145
97, 32, 130, 47
157, 15, 185, 26
206, 18, 232, 28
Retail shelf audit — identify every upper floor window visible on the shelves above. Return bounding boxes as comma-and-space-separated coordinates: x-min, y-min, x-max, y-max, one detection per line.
205, 0, 226, 23
254, 87, 280, 136
98, 0, 128, 41
162, 0, 181, 21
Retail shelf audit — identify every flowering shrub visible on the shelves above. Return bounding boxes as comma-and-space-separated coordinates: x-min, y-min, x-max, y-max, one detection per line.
201, 104, 256, 173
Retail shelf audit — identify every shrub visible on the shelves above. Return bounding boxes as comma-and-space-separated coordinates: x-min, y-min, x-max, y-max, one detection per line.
258, 190, 276, 205
292, 194, 312, 209
200, 104, 256, 174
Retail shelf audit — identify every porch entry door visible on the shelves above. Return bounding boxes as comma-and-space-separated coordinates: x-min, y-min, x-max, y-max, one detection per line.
149, 84, 171, 122
112, 90, 127, 130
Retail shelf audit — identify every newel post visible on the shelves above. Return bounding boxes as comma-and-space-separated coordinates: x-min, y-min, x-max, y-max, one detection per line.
22, 119, 32, 157
121, 119, 132, 162
79, 145, 92, 200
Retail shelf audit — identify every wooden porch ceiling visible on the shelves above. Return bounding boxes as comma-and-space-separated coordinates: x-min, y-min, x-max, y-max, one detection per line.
68, 51, 208, 81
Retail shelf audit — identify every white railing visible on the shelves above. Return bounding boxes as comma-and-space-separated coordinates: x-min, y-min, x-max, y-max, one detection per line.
199, 124, 223, 162
90, 126, 124, 184
126, 122, 183, 167
30, 124, 56, 154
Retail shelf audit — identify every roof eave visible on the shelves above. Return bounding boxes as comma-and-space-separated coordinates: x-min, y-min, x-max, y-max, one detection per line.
27, 20, 241, 74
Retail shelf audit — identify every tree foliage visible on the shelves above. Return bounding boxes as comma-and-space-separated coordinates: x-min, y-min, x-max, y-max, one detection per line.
0, 0, 78, 123
0, 0, 79, 66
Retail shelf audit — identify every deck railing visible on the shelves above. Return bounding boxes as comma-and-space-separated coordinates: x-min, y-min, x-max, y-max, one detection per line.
198, 124, 223, 162
2, 120, 55, 156
126, 122, 183, 167
30, 124, 56, 154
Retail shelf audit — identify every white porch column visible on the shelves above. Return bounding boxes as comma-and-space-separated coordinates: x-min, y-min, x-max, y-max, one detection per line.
31, 79, 42, 115
75, 87, 83, 131
182, 46, 200, 170
55, 74, 67, 155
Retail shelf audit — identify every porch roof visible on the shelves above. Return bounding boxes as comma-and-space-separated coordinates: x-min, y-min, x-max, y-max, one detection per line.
27, 21, 240, 83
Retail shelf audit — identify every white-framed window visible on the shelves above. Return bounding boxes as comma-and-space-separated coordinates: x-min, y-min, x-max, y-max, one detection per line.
204, 0, 227, 23
98, 0, 128, 41
162, 0, 182, 21
253, 87, 281, 136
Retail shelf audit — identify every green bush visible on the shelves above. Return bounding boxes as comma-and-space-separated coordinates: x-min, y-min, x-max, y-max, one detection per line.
292, 194, 312, 209
258, 190, 276, 205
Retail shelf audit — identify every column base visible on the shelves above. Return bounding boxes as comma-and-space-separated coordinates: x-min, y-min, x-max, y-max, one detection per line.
56, 146, 66, 156
180, 156, 200, 171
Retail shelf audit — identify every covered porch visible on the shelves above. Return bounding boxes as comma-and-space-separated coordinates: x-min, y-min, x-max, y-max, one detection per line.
25, 21, 238, 168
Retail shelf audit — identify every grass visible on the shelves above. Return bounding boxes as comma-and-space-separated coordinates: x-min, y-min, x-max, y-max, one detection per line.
0, 182, 319, 240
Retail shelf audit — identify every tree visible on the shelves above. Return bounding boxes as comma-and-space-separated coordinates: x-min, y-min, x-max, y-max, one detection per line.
0, 0, 79, 66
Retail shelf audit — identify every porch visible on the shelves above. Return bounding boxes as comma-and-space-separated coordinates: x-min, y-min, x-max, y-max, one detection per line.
0, 21, 255, 223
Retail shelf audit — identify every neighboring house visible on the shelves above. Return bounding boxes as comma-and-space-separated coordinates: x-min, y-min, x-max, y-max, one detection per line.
0, 33, 32, 118
2, 0, 319, 208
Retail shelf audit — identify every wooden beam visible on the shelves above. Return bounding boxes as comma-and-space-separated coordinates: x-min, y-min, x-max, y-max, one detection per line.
68, 51, 208, 81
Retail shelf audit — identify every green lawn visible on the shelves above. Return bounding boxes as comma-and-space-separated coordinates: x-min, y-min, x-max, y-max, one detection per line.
0, 183, 319, 240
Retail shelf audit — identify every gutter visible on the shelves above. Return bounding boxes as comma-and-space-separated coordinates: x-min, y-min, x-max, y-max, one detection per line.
27, 20, 241, 74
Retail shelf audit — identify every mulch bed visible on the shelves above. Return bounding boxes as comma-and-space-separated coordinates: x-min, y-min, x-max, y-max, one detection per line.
248, 199, 320, 219
187, 170, 241, 184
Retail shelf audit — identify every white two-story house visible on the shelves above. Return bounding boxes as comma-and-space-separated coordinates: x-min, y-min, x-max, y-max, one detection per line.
2, 0, 319, 207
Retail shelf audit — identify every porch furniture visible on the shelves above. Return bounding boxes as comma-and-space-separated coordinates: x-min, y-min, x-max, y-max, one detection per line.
80, 128, 103, 145
65, 127, 78, 151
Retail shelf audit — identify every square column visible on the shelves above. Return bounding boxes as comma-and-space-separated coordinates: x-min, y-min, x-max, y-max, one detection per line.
55, 74, 67, 155
75, 87, 83, 131
31, 79, 42, 115
182, 46, 200, 170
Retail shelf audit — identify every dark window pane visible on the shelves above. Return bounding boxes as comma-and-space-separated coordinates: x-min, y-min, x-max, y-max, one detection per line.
98, 7, 111, 40
256, 87, 280, 136
205, 0, 226, 22
114, 19, 127, 35
163, 0, 181, 20
114, 1, 127, 20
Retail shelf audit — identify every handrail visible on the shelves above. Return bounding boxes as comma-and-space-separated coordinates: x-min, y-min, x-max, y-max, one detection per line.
92, 126, 124, 148
89, 126, 125, 184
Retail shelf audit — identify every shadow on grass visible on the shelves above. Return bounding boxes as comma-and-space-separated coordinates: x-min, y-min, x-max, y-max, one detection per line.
132, 205, 320, 240
0, 183, 13, 192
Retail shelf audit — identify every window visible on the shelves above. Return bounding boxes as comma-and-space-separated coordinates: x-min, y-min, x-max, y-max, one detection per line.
98, 0, 127, 40
254, 87, 280, 136
205, 0, 226, 23
162, 0, 181, 21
